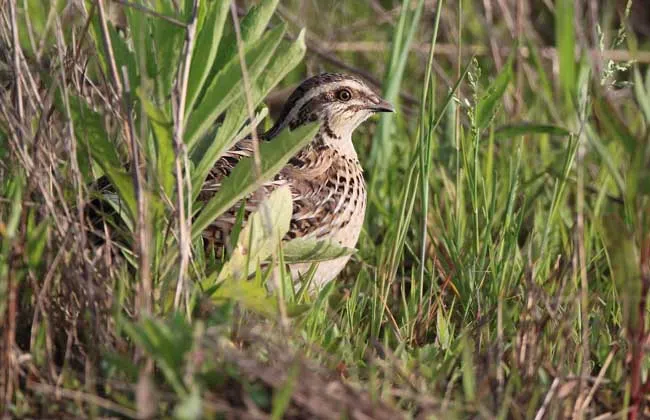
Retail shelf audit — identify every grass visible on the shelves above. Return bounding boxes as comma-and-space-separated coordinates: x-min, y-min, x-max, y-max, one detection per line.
1, 0, 650, 418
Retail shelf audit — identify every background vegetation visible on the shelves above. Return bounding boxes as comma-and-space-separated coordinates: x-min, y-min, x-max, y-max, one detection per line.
1, 0, 650, 418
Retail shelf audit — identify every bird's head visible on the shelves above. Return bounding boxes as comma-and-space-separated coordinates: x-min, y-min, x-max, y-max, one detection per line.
266, 73, 394, 144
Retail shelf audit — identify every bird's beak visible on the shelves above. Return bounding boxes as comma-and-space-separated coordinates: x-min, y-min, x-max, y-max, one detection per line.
369, 98, 395, 113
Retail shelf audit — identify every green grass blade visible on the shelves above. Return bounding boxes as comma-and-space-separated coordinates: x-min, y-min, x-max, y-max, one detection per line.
185, 0, 230, 114
212, 0, 280, 75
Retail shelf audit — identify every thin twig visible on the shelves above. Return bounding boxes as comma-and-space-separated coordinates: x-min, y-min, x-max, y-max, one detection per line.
579, 345, 618, 414
121, 66, 151, 315
534, 377, 560, 420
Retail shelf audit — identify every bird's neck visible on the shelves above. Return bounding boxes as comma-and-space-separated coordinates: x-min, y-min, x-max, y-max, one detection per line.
264, 115, 360, 160
315, 130, 359, 160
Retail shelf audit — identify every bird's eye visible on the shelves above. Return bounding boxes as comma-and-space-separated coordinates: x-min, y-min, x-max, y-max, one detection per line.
337, 89, 352, 101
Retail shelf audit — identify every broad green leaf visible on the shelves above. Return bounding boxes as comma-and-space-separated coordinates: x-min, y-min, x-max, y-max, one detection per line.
494, 123, 571, 140
65, 95, 137, 221
212, 0, 280, 75
101, 167, 138, 226
281, 238, 355, 264
124, 1, 156, 82
66, 95, 121, 168
152, 1, 184, 101
217, 186, 292, 283
139, 91, 175, 196
190, 30, 307, 196
109, 24, 137, 92
185, 0, 230, 114
211, 276, 277, 318
191, 122, 319, 242
123, 316, 191, 396
185, 23, 286, 147
476, 54, 513, 130
190, 106, 268, 199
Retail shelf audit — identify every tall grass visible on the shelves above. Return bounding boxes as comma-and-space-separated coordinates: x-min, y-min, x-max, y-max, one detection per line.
1, 0, 650, 418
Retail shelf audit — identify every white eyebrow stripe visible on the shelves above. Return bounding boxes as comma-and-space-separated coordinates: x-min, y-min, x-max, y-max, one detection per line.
277, 80, 373, 130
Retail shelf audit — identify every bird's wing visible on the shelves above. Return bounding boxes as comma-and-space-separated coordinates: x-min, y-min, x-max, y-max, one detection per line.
198, 139, 345, 247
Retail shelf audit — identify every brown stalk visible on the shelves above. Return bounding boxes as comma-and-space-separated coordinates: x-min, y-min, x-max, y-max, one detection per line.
96, 0, 123, 97
121, 66, 151, 315
172, 0, 199, 311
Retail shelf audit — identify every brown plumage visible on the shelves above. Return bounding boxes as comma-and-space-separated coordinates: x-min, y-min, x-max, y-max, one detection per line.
201, 73, 393, 288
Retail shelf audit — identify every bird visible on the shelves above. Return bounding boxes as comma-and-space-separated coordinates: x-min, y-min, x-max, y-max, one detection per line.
201, 72, 394, 289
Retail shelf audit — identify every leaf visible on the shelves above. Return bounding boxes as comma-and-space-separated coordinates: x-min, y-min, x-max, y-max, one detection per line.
476, 54, 513, 129
185, 23, 286, 147
211, 277, 278, 318
190, 106, 268, 199
191, 122, 319, 242
100, 168, 137, 226
281, 238, 355, 264
190, 30, 307, 195
185, 0, 230, 114
124, 1, 152, 81
217, 186, 292, 283
139, 91, 175, 197
494, 123, 571, 140
64, 95, 137, 221
108, 24, 137, 92
123, 315, 193, 396
152, 2, 185, 100
212, 0, 280, 75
